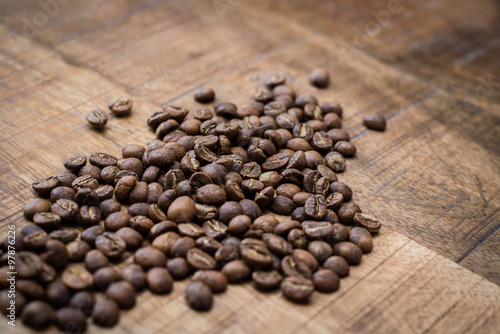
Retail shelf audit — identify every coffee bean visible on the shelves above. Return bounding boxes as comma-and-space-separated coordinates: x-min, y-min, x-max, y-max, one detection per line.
187, 248, 216, 270
363, 114, 386, 131
93, 298, 120, 327
85, 249, 110, 272
33, 212, 61, 231
194, 108, 214, 121
167, 196, 196, 223
122, 263, 147, 290
281, 276, 314, 302
55, 306, 87, 332
263, 233, 292, 257
334, 141, 356, 157
109, 97, 133, 116
326, 192, 344, 211
16, 279, 44, 300
116, 227, 143, 250
64, 156, 87, 173
309, 68, 329, 88
349, 227, 373, 253
51, 199, 79, 222
313, 269, 339, 292
274, 220, 302, 237
304, 195, 327, 220
167, 257, 190, 280
93, 266, 121, 291
269, 195, 295, 215
185, 281, 213, 311
99, 198, 121, 218
105, 211, 131, 231
107, 281, 136, 309
135, 246, 167, 269
95, 232, 126, 259
308, 240, 332, 262
292, 249, 319, 272
147, 267, 173, 294
332, 241, 363, 265
281, 255, 312, 279
353, 213, 381, 233
337, 201, 361, 224
203, 220, 228, 240
42, 239, 69, 269
32, 176, 59, 195
21, 300, 54, 330
23, 199, 51, 220
86, 109, 108, 130
16, 251, 43, 278
50, 228, 78, 244
62, 264, 94, 290
323, 256, 350, 278
70, 291, 95, 317
287, 228, 308, 249
192, 270, 227, 293
46, 279, 70, 308
221, 260, 251, 283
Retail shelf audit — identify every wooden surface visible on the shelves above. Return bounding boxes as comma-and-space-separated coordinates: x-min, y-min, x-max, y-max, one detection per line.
1, 0, 499, 333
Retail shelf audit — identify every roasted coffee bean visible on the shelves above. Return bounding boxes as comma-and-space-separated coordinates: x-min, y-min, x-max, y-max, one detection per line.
167, 257, 190, 280
33, 212, 61, 230
62, 264, 94, 290
332, 241, 363, 265
16, 252, 43, 278
167, 196, 196, 223
105, 211, 132, 231
295, 94, 318, 109
215, 243, 239, 264
253, 215, 280, 234
187, 248, 216, 270
259, 171, 282, 188
147, 111, 170, 130
24, 198, 51, 220
203, 220, 228, 240
185, 281, 213, 311
42, 239, 68, 269
70, 291, 95, 317
114, 175, 136, 201
116, 227, 143, 250
147, 267, 173, 294
142, 165, 160, 183
239, 199, 261, 220
148, 221, 177, 241
323, 112, 342, 129
281, 255, 312, 279
281, 276, 314, 302
80, 226, 104, 248
122, 143, 147, 159
95, 232, 126, 259
79, 165, 101, 180
221, 260, 251, 283
304, 103, 323, 121
64, 156, 87, 173
16, 279, 44, 299
269, 195, 295, 215
309, 68, 329, 88
101, 166, 120, 185
109, 97, 133, 116
363, 114, 386, 131
323, 256, 350, 278
152, 232, 180, 255
78, 205, 100, 227
195, 184, 226, 205
45, 279, 70, 308
225, 180, 245, 202
349, 227, 373, 253
337, 201, 361, 224
194, 108, 214, 121
304, 195, 327, 220
56, 172, 77, 188
274, 220, 302, 237
304, 151, 324, 169
292, 123, 314, 142
263, 233, 292, 256
86, 109, 108, 130
93, 266, 121, 290
308, 241, 332, 263
353, 213, 381, 233
147, 182, 164, 204
89, 153, 117, 169
21, 300, 54, 330
148, 204, 167, 223
196, 237, 222, 254
32, 176, 59, 195
287, 229, 308, 249
193, 270, 227, 293
66, 240, 91, 262
74, 188, 99, 207
226, 214, 251, 235
330, 223, 350, 244
22, 230, 49, 251
313, 269, 339, 292
171, 237, 195, 257
93, 298, 120, 327
334, 141, 356, 157
252, 270, 282, 290
119, 264, 146, 292
107, 281, 136, 309
292, 249, 319, 273
276, 183, 301, 199
326, 192, 344, 211
178, 223, 205, 239
50, 229, 78, 244
51, 199, 79, 222
329, 181, 352, 200
85, 249, 110, 272
55, 306, 87, 332
99, 199, 121, 218
287, 138, 312, 152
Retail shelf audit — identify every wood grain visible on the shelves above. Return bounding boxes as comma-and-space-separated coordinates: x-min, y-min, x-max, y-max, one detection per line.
0, 0, 499, 333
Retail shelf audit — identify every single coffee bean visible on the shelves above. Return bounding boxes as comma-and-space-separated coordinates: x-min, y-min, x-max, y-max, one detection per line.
99, 198, 121, 218
109, 97, 133, 116
178, 223, 205, 239
115, 227, 143, 250
55, 306, 87, 332
107, 281, 136, 309
85, 249, 110, 272
148, 221, 178, 240
152, 231, 180, 255
49, 228, 78, 244
16, 252, 43, 278
332, 241, 363, 265
148, 204, 167, 223
287, 229, 308, 249
167, 257, 190, 280
214, 244, 239, 265
281, 255, 312, 279
309, 68, 329, 88
308, 240, 333, 263
105, 211, 132, 232
96, 184, 114, 201
239, 238, 273, 268
122, 263, 147, 291
16, 279, 44, 300
147, 267, 173, 294
42, 239, 69, 269
269, 195, 295, 215
330, 223, 350, 244
313, 269, 339, 292
323, 256, 350, 278
302, 221, 332, 240
304, 195, 327, 220
114, 175, 137, 201
349, 227, 373, 253
70, 291, 95, 317
23, 198, 51, 220
123, 143, 147, 159
274, 220, 302, 237
192, 270, 227, 293
21, 300, 54, 330
46, 279, 70, 308
22, 230, 49, 251
221, 260, 251, 283
135, 246, 167, 269
51, 199, 79, 222
324, 151, 346, 173
194, 108, 214, 121
281, 276, 314, 302
292, 249, 319, 272
185, 281, 213, 311
130, 216, 155, 235
228, 214, 251, 235
64, 156, 87, 173
95, 232, 126, 259
171, 237, 195, 258
86, 109, 108, 129
187, 248, 217, 270
79, 205, 101, 226
252, 270, 283, 290
263, 233, 292, 257
334, 141, 356, 157
62, 264, 94, 290
93, 266, 121, 290
33, 212, 61, 230
81, 225, 104, 247
363, 114, 386, 131
100, 166, 119, 185
167, 196, 196, 223
337, 201, 362, 224
323, 112, 342, 129
93, 298, 120, 327
32, 176, 59, 195
353, 213, 381, 233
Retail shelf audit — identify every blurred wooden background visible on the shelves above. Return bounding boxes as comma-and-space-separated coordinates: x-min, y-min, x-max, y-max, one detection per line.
0, 0, 499, 333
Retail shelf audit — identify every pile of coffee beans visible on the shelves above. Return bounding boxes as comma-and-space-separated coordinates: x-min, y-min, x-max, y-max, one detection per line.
1, 70, 383, 332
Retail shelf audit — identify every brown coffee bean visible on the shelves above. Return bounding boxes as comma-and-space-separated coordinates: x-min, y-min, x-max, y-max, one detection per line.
99, 198, 121, 218
203, 220, 228, 240
263, 233, 292, 257
167, 257, 190, 280
272, 220, 300, 238
130, 216, 155, 235
221, 260, 251, 283
308, 240, 333, 263
195, 184, 226, 205
309, 68, 329, 88
313, 269, 339, 292
106, 281, 136, 309
109, 97, 133, 116
287, 228, 308, 249
251, 270, 282, 290
122, 263, 147, 291
304, 195, 327, 220
281, 276, 314, 302
133, 246, 167, 270
169, 237, 194, 258
48, 229, 77, 244
187, 248, 216, 270
337, 201, 362, 224
167, 196, 196, 223
214, 244, 239, 265
93, 267, 121, 290
78, 205, 101, 226
116, 227, 143, 250
326, 192, 344, 211
42, 239, 69, 269
56, 172, 77, 188
353, 213, 381, 233
281, 255, 312, 279
148, 204, 167, 223
269, 195, 295, 215
323, 256, 350, 278
23, 199, 51, 220
95, 232, 126, 259
349, 227, 373, 253
193, 270, 227, 293
147, 267, 173, 294
122, 144, 146, 159
178, 223, 205, 239
62, 264, 94, 290
55, 306, 87, 332
323, 112, 342, 129
239, 199, 262, 220
194, 108, 214, 121
85, 249, 110, 272
21, 300, 54, 329
332, 241, 363, 265
104, 211, 131, 231
185, 281, 213, 311
32, 212, 61, 231
64, 156, 87, 173
363, 114, 386, 131
93, 298, 120, 327
226, 214, 250, 235
239, 238, 273, 268
302, 220, 332, 240
100, 166, 119, 185
51, 199, 79, 222
324, 152, 346, 173
22, 230, 48, 251
295, 93, 318, 108
86, 109, 108, 130
16, 279, 44, 300
334, 141, 356, 157
45, 279, 70, 308
292, 249, 319, 273
16, 251, 43, 278
32, 176, 59, 195
70, 291, 95, 317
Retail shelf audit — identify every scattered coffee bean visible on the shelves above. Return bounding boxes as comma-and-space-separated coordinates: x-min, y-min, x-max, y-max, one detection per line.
194, 87, 215, 103
309, 68, 329, 88
281, 276, 314, 302
185, 281, 213, 311
147, 267, 173, 294
363, 114, 386, 131
86, 109, 108, 130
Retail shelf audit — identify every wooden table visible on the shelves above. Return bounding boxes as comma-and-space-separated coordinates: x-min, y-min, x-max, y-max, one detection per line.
1, 0, 499, 333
